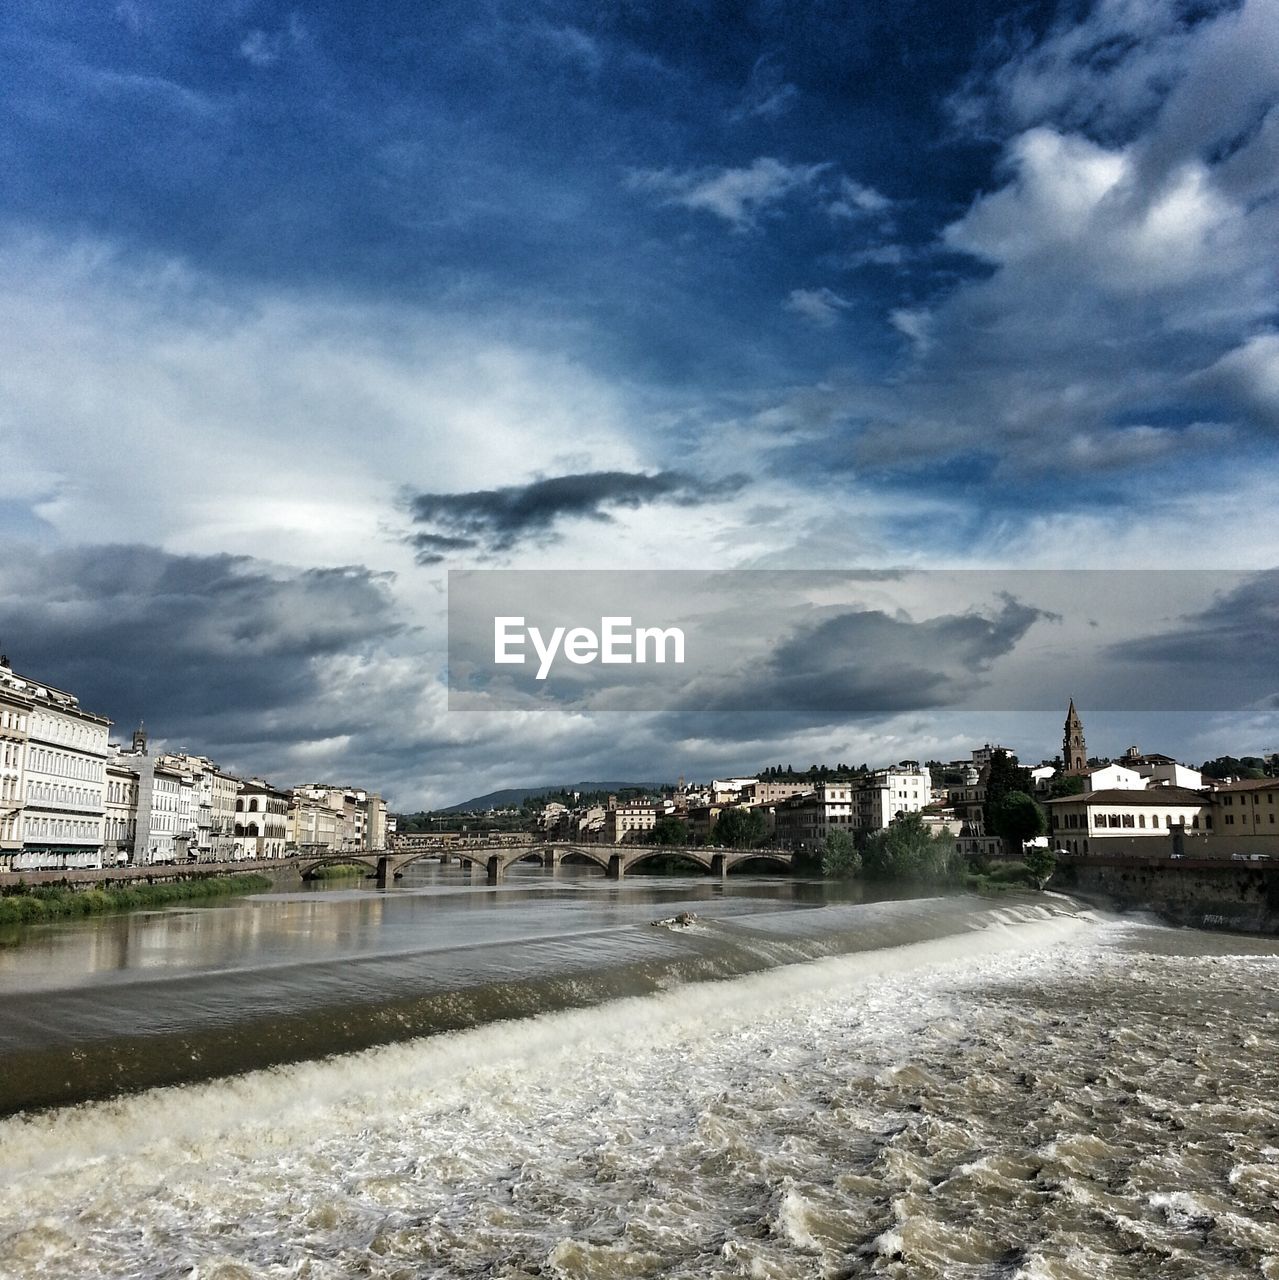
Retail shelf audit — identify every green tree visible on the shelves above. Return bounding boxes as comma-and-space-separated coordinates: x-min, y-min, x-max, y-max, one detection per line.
649, 816, 689, 846
712, 807, 766, 849
1023, 844, 1057, 889
822, 830, 862, 877
1048, 773, 1085, 798
984, 749, 1033, 821
862, 812, 964, 884
990, 790, 1047, 851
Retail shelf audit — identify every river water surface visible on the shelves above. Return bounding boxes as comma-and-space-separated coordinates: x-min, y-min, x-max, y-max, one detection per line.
1, 862, 1277, 1278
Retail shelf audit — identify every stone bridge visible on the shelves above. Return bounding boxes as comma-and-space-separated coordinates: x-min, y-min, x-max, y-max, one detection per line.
296, 840, 795, 887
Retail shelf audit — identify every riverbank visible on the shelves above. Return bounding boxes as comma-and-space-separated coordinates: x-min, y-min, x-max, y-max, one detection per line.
0, 874, 273, 927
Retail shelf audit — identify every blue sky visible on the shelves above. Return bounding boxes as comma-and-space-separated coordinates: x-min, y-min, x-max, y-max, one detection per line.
2, 1, 1277, 805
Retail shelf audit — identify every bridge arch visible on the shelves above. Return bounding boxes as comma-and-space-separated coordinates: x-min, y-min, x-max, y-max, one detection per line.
622, 848, 714, 874
725, 851, 795, 873
297, 853, 380, 880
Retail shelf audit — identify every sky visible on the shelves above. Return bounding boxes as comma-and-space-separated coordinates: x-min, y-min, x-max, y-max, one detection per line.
1, 0, 1277, 807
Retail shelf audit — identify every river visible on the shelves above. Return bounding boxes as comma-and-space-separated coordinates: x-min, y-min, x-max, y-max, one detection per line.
0, 861, 1277, 1278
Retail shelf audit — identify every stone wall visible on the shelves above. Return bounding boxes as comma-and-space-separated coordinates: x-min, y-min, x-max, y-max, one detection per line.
1057, 859, 1279, 934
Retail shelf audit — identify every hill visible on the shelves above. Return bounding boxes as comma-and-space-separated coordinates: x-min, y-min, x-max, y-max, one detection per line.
433, 782, 665, 814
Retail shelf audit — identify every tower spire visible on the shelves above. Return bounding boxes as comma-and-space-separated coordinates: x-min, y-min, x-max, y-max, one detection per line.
1063, 700, 1087, 772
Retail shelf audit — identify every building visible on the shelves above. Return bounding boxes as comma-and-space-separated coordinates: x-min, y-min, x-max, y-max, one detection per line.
1080, 762, 1146, 792
1045, 786, 1210, 855
604, 799, 660, 844
288, 788, 342, 852
0, 673, 31, 865
234, 779, 289, 859
856, 764, 933, 830
1064, 700, 1088, 772
287, 784, 388, 852
1120, 749, 1205, 791
104, 759, 139, 863
154, 751, 242, 861
1211, 779, 1279, 834
742, 778, 813, 806
773, 766, 934, 851
0, 657, 111, 870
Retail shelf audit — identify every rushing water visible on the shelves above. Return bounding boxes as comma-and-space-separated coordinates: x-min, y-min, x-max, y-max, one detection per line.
1, 864, 1277, 1278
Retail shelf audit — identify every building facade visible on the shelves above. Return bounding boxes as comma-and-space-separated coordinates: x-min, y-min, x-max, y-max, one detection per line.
1, 658, 111, 870
0, 677, 30, 864
1045, 786, 1210, 855
234, 780, 289, 859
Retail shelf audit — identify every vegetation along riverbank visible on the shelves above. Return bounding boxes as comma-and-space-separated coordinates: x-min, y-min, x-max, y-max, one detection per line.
0, 874, 273, 927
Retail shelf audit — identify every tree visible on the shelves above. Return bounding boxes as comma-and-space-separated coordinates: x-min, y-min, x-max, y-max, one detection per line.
712, 807, 766, 849
1023, 844, 1056, 889
1049, 773, 1085, 798
1202, 755, 1266, 780
991, 791, 1047, 851
649, 816, 689, 846
862, 812, 964, 884
822, 830, 862, 877
984, 749, 1033, 822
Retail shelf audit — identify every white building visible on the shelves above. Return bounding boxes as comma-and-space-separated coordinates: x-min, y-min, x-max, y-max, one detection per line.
1045, 787, 1210, 855
856, 764, 933, 829
234, 780, 289, 859
604, 800, 660, 844
1120, 750, 1205, 791
1080, 762, 1146, 792
775, 765, 934, 851
0, 658, 111, 870
0, 674, 31, 865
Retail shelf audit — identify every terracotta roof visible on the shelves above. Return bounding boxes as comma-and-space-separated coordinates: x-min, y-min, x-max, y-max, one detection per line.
1211, 778, 1279, 792
1045, 787, 1207, 806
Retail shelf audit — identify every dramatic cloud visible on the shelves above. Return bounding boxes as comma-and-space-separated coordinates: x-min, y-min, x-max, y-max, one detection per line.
827, 0, 1279, 481
4, 0, 1279, 798
406, 471, 749, 561
1107, 569, 1279, 703
697, 594, 1053, 714
0, 544, 402, 732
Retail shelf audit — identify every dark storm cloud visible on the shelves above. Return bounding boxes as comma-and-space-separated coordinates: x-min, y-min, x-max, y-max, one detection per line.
699, 593, 1052, 713
407, 470, 748, 558
0, 544, 401, 734
1107, 570, 1279, 690
409, 532, 480, 566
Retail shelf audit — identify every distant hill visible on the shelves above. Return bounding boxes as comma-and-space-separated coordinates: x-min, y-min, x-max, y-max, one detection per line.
434, 782, 664, 814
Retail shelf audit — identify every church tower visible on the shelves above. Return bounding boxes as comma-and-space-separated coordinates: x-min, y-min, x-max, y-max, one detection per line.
1063, 700, 1087, 772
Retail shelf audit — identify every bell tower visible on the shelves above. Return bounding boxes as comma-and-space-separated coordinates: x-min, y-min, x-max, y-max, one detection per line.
1063, 700, 1087, 772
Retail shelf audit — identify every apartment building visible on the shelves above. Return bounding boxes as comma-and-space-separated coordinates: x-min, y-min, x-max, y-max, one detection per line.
1, 657, 111, 870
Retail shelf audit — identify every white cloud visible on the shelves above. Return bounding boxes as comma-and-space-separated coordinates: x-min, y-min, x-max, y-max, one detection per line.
828, 176, 892, 218
785, 287, 851, 327
1192, 332, 1279, 430
626, 157, 830, 229
834, 0, 1279, 476
0, 234, 656, 577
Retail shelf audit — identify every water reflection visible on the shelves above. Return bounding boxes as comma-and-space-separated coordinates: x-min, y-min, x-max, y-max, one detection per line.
0, 860, 835, 994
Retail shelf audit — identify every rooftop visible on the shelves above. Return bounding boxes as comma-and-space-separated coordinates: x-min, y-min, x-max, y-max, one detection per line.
1045, 787, 1207, 806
